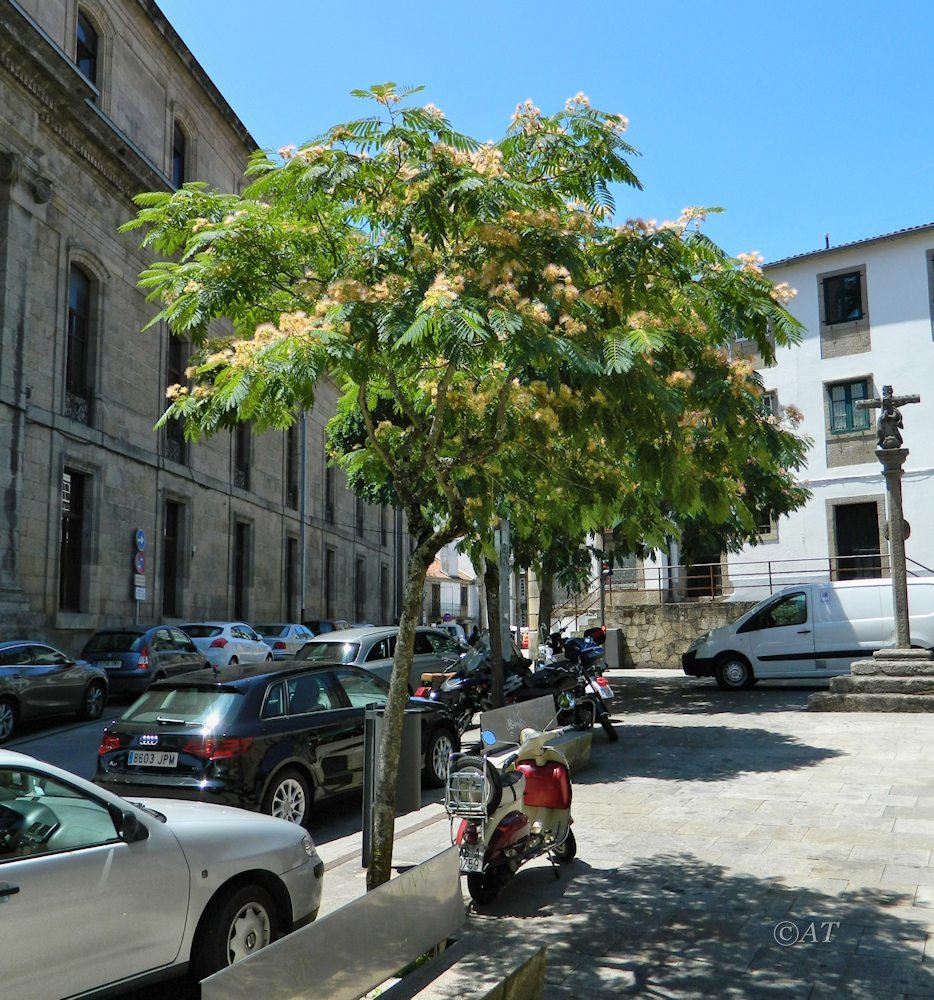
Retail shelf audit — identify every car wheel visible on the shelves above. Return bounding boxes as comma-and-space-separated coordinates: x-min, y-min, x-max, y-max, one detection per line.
423, 726, 456, 788
191, 883, 278, 980
263, 768, 312, 828
78, 681, 106, 721
228, 656, 239, 666
0, 697, 16, 743
715, 655, 754, 690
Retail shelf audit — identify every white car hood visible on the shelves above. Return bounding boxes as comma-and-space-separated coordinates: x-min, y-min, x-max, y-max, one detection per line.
128, 796, 316, 873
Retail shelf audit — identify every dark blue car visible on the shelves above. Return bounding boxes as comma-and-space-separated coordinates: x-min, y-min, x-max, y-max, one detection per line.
81, 626, 210, 697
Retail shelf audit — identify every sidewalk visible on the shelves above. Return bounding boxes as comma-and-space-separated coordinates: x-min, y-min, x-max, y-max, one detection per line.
318, 669, 934, 998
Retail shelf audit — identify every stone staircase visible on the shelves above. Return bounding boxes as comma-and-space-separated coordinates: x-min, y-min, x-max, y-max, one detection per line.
809, 649, 934, 711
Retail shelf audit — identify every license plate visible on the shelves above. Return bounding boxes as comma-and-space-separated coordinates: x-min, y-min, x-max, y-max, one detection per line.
127, 750, 178, 768
98, 660, 122, 669
599, 683, 615, 700
459, 843, 484, 873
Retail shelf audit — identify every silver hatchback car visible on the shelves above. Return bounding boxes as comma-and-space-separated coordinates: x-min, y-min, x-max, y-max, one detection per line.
296, 626, 463, 691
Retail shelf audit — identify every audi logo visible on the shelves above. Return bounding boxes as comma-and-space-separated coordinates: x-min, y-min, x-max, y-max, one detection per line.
139, 734, 159, 746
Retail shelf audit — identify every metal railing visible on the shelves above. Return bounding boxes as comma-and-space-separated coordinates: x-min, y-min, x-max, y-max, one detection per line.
549, 553, 934, 616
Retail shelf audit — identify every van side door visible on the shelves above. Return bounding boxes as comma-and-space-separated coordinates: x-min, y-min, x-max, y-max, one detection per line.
737, 591, 816, 679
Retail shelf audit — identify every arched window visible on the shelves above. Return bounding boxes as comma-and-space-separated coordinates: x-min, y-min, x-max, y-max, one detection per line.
171, 121, 187, 188
75, 11, 99, 87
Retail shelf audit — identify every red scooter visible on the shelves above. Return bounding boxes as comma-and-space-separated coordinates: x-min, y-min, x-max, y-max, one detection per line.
445, 725, 576, 903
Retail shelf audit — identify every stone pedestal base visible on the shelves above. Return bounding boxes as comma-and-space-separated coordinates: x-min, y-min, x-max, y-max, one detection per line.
809, 649, 934, 712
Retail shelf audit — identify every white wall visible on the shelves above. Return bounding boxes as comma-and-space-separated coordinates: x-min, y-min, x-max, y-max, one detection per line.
725, 227, 934, 599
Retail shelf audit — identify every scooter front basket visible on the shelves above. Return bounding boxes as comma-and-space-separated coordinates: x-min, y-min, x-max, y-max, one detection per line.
445, 767, 490, 818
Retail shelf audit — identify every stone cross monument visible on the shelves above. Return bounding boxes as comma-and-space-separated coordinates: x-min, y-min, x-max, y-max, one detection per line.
810, 383, 934, 712
854, 384, 920, 650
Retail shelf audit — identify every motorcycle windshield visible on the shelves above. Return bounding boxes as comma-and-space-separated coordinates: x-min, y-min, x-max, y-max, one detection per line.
458, 646, 491, 674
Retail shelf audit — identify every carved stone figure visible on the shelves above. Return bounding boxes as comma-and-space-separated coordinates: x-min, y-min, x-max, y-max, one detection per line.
877, 390, 904, 450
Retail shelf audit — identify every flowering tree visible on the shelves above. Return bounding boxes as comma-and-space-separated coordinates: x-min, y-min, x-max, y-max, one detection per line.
124, 84, 806, 888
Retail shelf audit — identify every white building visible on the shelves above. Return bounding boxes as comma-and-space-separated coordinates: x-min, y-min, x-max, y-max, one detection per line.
423, 542, 480, 627
722, 223, 934, 599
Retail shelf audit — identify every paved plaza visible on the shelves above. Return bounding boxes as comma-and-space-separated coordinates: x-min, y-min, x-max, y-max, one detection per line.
318, 669, 934, 998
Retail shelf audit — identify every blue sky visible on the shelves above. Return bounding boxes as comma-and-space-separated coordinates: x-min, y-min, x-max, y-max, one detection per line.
157, 1, 934, 263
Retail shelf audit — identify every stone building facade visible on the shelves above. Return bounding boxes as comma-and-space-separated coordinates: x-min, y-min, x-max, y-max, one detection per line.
0, 0, 408, 653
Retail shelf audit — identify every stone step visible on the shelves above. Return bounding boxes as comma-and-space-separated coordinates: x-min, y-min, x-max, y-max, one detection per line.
830, 676, 934, 695
852, 657, 934, 677
809, 691, 934, 712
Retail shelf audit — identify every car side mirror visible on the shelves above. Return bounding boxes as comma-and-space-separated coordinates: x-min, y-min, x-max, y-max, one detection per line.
108, 804, 148, 843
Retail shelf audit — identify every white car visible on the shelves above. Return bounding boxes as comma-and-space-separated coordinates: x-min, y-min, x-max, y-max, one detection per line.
179, 621, 273, 668
0, 749, 323, 997
254, 622, 315, 660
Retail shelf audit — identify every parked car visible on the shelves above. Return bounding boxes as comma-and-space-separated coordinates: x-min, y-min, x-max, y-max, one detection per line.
296, 625, 463, 691
0, 748, 323, 996
0, 641, 107, 742
302, 618, 351, 635
179, 621, 273, 668
96, 661, 460, 828
255, 623, 315, 660
81, 625, 210, 697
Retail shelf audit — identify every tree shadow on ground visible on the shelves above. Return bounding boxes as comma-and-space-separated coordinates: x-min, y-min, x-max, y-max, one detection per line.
609, 673, 828, 717
575, 723, 842, 784
441, 853, 934, 998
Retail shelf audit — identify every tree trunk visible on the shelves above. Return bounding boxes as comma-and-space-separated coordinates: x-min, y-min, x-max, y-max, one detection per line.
366, 545, 432, 891
484, 560, 504, 709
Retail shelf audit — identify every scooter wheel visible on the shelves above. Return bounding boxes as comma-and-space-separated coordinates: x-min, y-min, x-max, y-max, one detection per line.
551, 828, 577, 864
467, 872, 502, 904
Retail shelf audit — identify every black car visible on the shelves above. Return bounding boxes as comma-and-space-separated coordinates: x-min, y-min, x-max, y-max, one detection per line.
95, 662, 459, 828
81, 625, 210, 697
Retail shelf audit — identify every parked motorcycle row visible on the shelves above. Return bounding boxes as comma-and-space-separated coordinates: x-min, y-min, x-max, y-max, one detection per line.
416, 627, 618, 742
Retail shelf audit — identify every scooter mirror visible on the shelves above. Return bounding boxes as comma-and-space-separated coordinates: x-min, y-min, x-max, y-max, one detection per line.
480, 729, 497, 746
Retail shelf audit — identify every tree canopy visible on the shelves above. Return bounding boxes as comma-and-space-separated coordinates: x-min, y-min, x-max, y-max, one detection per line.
123, 83, 809, 887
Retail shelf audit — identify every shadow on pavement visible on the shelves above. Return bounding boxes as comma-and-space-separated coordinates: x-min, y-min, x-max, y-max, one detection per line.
457, 853, 934, 997
575, 723, 843, 784
611, 673, 828, 716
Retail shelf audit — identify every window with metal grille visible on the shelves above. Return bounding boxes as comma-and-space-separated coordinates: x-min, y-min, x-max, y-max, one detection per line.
59, 470, 86, 611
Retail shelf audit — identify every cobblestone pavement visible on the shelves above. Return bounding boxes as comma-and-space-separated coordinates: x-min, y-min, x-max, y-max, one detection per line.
340, 669, 934, 999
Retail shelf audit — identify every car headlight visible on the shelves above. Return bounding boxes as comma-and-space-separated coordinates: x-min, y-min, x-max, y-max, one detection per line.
301, 834, 316, 858
688, 632, 710, 651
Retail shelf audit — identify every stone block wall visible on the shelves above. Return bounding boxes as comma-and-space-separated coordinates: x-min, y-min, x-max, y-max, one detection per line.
609, 601, 757, 667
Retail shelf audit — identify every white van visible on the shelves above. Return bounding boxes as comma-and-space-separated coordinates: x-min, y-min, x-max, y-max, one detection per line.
682, 578, 934, 689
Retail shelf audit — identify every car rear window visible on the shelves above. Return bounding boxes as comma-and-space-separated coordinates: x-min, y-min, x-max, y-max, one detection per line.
298, 641, 360, 664
83, 632, 143, 655
179, 625, 223, 639
255, 625, 287, 637
119, 686, 242, 725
